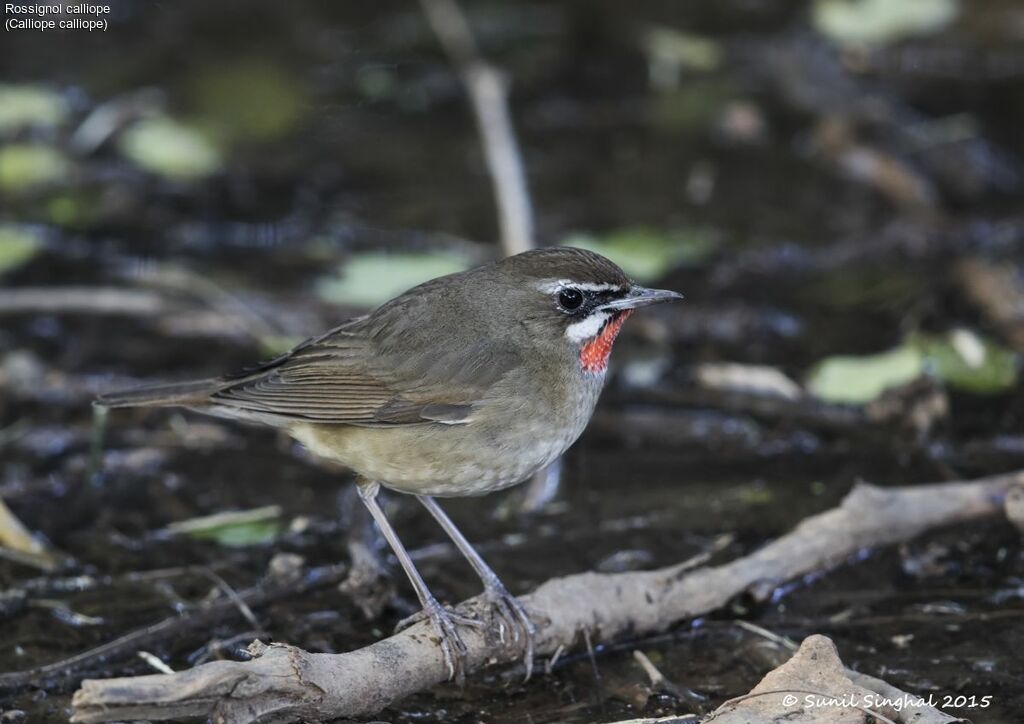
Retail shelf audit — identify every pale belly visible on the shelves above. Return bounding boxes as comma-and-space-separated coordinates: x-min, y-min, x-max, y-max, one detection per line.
289, 374, 604, 496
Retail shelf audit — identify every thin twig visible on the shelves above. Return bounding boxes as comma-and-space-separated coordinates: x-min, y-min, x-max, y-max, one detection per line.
199, 568, 261, 632
419, 0, 534, 254
733, 620, 798, 651
136, 651, 175, 675
0, 287, 167, 316
633, 649, 666, 688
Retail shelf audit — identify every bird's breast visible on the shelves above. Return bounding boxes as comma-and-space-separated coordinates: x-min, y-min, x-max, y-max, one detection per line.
289, 364, 606, 497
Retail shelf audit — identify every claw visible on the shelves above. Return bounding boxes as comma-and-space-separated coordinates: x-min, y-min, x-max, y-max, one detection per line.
397, 598, 483, 684
396, 605, 483, 633
481, 583, 538, 681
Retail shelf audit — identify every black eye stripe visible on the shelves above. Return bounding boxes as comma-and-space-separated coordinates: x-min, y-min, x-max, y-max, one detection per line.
554, 286, 630, 315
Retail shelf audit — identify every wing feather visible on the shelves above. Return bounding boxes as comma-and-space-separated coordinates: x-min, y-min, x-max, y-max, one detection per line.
208, 311, 500, 426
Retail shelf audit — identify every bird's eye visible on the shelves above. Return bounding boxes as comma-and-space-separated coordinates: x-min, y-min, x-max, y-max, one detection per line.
557, 288, 584, 311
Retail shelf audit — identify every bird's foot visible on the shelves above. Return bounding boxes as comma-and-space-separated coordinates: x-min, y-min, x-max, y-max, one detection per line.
480, 582, 538, 680
396, 599, 483, 683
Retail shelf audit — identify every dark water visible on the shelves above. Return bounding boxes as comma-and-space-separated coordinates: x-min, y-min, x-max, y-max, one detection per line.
2, 1, 1024, 722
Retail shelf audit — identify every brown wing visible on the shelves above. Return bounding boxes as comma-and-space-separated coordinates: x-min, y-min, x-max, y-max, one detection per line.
210, 295, 519, 426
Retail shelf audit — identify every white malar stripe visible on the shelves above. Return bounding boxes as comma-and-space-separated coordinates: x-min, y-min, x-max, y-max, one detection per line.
537, 279, 625, 294
565, 311, 610, 343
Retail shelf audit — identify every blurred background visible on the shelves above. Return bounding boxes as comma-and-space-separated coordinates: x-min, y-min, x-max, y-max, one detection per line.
2, 0, 1024, 721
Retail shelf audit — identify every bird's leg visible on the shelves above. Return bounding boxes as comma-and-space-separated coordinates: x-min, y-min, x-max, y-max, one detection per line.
357, 482, 477, 683
417, 495, 538, 679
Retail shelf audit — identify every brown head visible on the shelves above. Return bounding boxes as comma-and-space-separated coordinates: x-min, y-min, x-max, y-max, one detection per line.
448, 246, 684, 374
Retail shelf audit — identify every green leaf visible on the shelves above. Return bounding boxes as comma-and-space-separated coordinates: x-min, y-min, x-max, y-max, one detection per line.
46, 191, 99, 228
0, 226, 43, 275
814, 0, 958, 46
317, 250, 472, 307
807, 330, 1019, 404
188, 59, 306, 144
564, 227, 716, 282
0, 144, 69, 191
807, 345, 923, 403
0, 84, 68, 134
914, 330, 1018, 394
118, 116, 221, 179
643, 27, 723, 91
165, 506, 282, 547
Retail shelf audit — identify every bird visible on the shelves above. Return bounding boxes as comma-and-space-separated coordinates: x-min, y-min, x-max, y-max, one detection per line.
97, 246, 683, 680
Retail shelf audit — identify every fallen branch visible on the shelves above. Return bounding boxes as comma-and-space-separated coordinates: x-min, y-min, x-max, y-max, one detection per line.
70, 469, 1018, 722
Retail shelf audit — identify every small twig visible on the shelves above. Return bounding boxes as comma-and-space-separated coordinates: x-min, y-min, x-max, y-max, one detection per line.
199, 568, 261, 632
632, 650, 685, 700
633, 649, 705, 703
30, 599, 105, 627
136, 651, 175, 675
733, 620, 798, 651
545, 643, 566, 674
582, 626, 603, 691
632, 650, 666, 688
0, 287, 168, 316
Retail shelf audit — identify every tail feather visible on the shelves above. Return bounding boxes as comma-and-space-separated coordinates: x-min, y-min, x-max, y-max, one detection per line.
95, 379, 221, 408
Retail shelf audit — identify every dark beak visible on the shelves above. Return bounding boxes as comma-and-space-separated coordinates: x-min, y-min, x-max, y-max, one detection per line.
598, 285, 684, 311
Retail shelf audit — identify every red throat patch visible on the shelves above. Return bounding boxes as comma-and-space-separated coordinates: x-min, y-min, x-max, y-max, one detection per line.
579, 311, 633, 373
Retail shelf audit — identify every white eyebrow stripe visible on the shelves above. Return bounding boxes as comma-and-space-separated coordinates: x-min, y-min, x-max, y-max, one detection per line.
565, 311, 610, 343
537, 279, 625, 294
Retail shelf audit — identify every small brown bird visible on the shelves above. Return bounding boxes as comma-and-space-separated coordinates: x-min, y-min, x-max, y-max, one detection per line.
98, 247, 682, 678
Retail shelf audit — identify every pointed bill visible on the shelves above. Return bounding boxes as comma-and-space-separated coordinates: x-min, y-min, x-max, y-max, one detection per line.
597, 286, 684, 311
